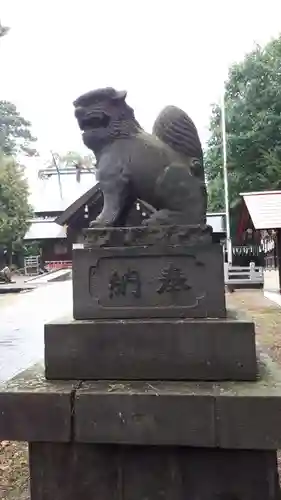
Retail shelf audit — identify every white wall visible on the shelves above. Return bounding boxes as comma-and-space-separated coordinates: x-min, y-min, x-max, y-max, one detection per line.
264, 269, 280, 292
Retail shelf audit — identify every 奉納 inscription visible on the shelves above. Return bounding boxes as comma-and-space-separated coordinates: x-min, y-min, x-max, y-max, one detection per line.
108, 268, 141, 299
157, 264, 191, 294
87, 254, 212, 313
77, 244, 226, 318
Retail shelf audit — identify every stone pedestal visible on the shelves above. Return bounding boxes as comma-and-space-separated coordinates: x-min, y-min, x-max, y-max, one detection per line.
73, 226, 226, 320
0, 360, 281, 499
0, 226, 281, 499
29, 443, 279, 500
45, 311, 257, 381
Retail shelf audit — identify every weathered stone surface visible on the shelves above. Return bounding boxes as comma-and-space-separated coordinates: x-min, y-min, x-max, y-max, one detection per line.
29, 443, 119, 500
216, 355, 281, 449
75, 382, 216, 446
0, 364, 74, 442
29, 442, 280, 499
1, 355, 281, 451
44, 309, 257, 381
83, 225, 212, 248
73, 355, 281, 449
73, 87, 207, 227
72, 241, 226, 320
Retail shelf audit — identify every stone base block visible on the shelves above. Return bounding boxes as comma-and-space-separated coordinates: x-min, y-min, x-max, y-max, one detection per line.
1, 355, 281, 450
0, 364, 75, 442
44, 310, 257, 381
72, 227, 226, 320
29, 442, 280, 500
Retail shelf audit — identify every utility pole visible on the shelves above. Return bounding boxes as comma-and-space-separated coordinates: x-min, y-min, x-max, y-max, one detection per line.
221, 89, 232, 265
50, 151, 63, 200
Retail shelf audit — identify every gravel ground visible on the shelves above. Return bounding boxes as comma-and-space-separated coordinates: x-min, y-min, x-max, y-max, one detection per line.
0, 442, 28, 500
226, 289, 281, 364
1, 289, 281, 498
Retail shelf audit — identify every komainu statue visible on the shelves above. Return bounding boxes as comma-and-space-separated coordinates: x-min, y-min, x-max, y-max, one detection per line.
73, 87, 207, 227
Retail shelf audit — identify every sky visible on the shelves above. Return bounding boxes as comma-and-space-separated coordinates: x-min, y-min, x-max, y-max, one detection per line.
1, 0, 281, 163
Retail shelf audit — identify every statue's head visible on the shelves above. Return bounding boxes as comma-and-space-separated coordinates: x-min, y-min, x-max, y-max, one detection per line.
73, 87, 139, 153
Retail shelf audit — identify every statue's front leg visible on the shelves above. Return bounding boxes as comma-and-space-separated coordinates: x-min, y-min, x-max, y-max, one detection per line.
90, 191, 126, 227
89, 163, 134, 227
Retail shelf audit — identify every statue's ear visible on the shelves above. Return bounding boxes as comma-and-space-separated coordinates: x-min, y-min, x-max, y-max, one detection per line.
112, 90, 127, 101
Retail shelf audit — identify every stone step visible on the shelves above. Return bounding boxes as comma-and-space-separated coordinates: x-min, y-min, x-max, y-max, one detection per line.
44, 309, 257, 381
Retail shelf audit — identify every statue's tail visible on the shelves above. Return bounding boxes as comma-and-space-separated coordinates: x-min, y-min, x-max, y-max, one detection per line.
152, 105, 203, 179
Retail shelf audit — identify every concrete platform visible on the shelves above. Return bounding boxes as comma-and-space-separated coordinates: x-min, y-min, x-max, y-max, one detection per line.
28, 443, 279, 500
44, 309, 257, 381
2, 356, 281, 499
25, 268, 72, 285
264, 290, 281, 307
1, 354, 281, 449
0, 283, 35, 294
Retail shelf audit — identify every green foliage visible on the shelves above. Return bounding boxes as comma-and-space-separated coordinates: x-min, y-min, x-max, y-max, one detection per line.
0, 23, 36, 156
0, 21, 9, 38
0, 155, 33, 247
23, 242, 40, 256
59, 151, 96, 169
0, 101, 38, 156
206, 175, 225, 212
41, 151, 96, 171
0, 20, 35, 251
205, 36, 281, 211
38, 151, 96, 183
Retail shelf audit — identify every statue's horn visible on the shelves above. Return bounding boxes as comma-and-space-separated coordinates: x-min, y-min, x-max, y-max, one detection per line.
113, 90, 127, 100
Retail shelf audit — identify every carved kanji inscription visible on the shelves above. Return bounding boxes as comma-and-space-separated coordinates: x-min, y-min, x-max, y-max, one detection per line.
157, 264, 191, 294
108, 268, 141, 299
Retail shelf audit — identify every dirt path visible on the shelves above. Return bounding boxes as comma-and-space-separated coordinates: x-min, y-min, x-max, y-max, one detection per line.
1, 289, 281, 499
0, 281, 72, 384
226, 289, 281, 364
0, 280, 72, 499
0, 442, 28, 500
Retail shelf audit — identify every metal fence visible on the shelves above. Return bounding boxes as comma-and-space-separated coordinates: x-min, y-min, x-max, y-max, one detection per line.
224, 262, 264, 290
24, 255, 40, 276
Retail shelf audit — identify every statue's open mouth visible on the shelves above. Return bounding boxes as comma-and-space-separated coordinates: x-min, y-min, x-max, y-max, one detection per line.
80, 112, 110, 131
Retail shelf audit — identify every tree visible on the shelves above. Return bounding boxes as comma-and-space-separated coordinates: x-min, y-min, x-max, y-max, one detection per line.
59, 151, 96, 180
0, 155, 32, 251
0, 20, 37, 156
0, 21, 34, 262
0, 101, 38, 156
205, 36, 281, 211
0, 21, 9, 38
38, 150, 96, 182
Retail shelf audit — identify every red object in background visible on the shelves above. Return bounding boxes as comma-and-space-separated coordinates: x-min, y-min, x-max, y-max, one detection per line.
237, 202, 250, 243
45, 261, 72, 271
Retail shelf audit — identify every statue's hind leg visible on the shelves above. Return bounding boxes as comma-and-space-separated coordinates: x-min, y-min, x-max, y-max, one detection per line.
144, 209, 184, 225
149, 163, 206, 226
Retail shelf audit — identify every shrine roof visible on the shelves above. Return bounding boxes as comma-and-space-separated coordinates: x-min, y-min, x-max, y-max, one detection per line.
24, 220, 67, 240
241, 190, 281, 230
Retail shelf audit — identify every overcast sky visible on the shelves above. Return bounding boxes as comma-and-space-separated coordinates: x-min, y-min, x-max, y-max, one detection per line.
1, 0, 281, 160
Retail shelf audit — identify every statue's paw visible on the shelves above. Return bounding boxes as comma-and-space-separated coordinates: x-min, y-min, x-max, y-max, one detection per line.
89, 215, 116, 228
145, 209, 185, 226
89, 220, 108, 228
89, 220, 100, 228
